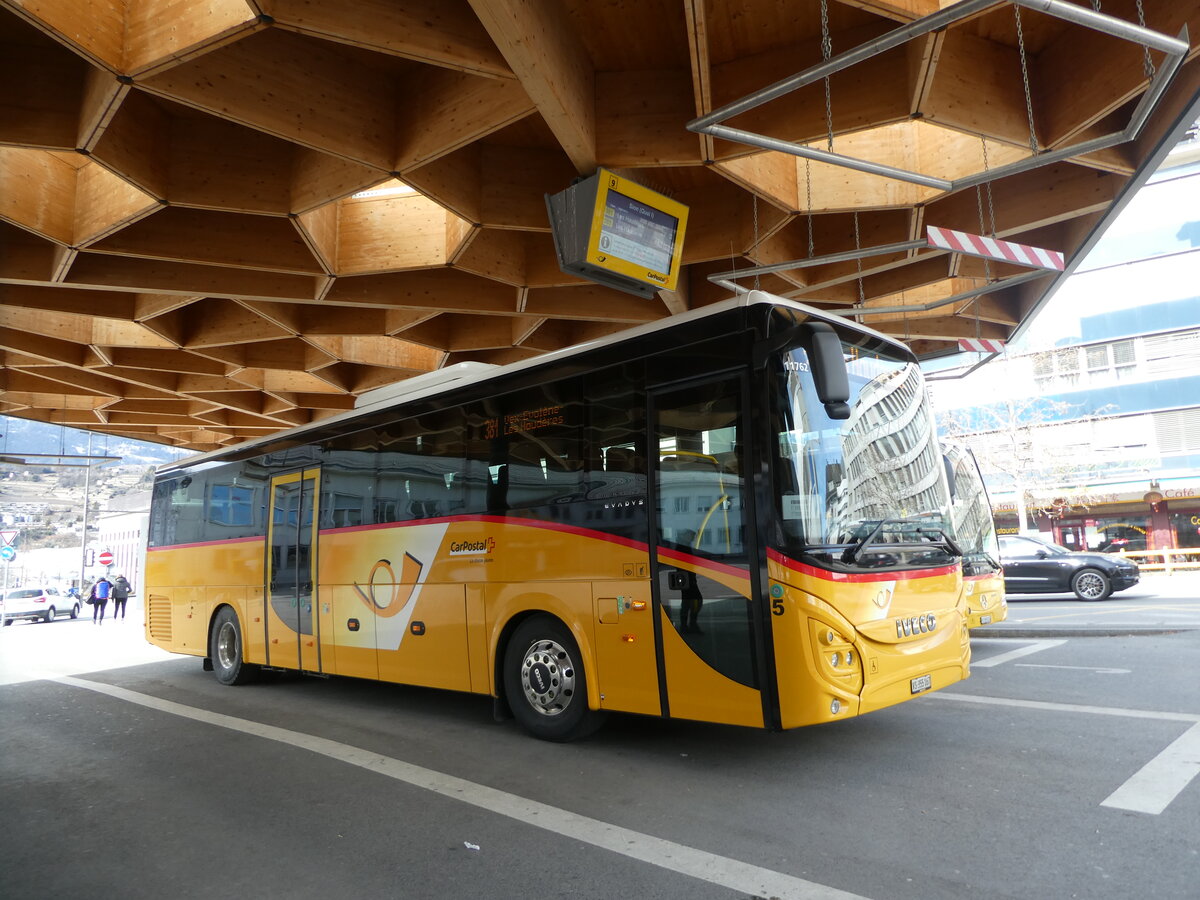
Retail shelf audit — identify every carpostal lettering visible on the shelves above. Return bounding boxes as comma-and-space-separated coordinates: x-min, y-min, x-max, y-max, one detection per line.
449, 538, 496, 556
646, 271, 667, 284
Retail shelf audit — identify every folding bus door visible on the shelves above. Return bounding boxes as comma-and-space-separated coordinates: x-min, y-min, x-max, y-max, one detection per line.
266, 468, 321, 672
650, 374, 766, 728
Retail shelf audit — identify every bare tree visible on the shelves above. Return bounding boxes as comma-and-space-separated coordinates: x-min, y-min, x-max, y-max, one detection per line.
937, 391, 1120, 535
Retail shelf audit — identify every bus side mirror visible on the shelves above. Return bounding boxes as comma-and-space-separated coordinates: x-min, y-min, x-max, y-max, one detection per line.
801, 323, 851, 419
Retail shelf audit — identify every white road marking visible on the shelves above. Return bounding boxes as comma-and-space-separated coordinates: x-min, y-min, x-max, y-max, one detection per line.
1101, 722, 1200, 815
933, 692, 1200, 723
1015, 664, 1130, 674
54, 675, 867, 900
934, 693, 1200, 814
971, 638, 1066, 668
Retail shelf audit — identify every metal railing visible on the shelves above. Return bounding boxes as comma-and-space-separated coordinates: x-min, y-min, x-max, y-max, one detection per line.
1116, 548, 1200, 574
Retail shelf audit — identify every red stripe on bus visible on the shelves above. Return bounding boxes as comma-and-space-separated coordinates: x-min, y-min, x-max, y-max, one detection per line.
320, 514, 650, 552
767, 548, 958, 583
963, 572, 1000, 583
147, 535, 262, 552
656, 545, 748, 580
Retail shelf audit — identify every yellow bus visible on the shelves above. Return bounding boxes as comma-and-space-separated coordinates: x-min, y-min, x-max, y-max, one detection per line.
943, 442, 1007, 628
145, 291, 970, 740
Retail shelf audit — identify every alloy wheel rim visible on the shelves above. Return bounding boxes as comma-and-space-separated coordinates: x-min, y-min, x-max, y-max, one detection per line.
519, 638, 576, 717
216, 621, 238, 670
1077, 572, 1105, 599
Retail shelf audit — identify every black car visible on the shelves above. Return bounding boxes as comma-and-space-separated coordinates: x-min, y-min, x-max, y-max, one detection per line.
997, 535, 1140, 601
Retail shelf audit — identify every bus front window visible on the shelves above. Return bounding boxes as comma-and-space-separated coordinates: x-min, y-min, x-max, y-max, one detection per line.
772, 341, 955, 570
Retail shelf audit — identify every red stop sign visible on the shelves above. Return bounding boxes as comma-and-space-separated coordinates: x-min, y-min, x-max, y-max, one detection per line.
98, 550, 114, 566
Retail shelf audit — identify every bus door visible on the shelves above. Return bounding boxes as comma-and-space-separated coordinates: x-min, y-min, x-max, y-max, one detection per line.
266, 468, 321, 672
649, 374, 767, 728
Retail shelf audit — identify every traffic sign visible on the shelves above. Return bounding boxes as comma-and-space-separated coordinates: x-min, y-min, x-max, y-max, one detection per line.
98, 550, 114, 567
0, 545, 16, 562
0, 530, 16, 546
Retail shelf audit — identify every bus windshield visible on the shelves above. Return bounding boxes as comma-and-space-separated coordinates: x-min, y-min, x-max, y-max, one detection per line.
944, 442, 1001, 576
772, 339, 955, 570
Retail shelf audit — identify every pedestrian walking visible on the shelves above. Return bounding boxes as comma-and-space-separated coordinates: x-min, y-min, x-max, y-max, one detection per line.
90, 576, 111, 625
110, 574, 131, 620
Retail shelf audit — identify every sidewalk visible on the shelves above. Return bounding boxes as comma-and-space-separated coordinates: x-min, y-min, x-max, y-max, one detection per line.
0, 597, 180, 686
974, 570, 1200, 638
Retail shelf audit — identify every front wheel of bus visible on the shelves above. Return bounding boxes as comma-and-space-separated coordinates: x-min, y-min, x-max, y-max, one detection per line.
210, 607, 259, 686
503, 616, 605, 742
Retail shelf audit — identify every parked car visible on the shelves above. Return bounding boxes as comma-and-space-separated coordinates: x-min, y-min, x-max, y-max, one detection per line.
1, 585, 81, 625
998, 535, 1140, 601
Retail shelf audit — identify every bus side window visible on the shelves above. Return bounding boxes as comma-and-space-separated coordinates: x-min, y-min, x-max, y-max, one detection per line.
497, 380, 584, 511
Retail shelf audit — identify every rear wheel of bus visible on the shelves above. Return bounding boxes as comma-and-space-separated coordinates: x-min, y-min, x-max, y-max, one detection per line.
504, 615, 605, 742
210, 606, 259, 686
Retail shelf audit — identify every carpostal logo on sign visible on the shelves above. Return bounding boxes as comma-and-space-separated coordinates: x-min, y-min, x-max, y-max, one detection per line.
449, 537, 496, 557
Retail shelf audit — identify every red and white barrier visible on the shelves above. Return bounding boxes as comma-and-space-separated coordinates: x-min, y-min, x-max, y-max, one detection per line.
958, 338, 1006, 353
927, 226, 1065, 271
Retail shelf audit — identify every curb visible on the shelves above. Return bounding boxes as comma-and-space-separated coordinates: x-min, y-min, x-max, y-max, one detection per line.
972, 626, 1194, 638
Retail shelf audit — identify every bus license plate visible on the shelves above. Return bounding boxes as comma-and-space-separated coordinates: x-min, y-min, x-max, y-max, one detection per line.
980, 615, 992, 625
910, 674, 932, 694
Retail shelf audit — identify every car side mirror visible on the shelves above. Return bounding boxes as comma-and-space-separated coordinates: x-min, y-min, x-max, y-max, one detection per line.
1035, 550, 1049, 559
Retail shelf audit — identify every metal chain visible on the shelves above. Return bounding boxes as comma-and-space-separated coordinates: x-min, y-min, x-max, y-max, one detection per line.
975, 188, 993, 269
1135, 0, 1156, 79
1013, 5, 1039, 154
974, 137, 990, 342
853, 211, 865, 305
820, 0, 834, 152
752, 193, 760, 291
805, 157, 815, 257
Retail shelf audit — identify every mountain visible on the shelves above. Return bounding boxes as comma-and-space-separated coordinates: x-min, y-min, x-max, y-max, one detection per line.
0, 416, 187, 466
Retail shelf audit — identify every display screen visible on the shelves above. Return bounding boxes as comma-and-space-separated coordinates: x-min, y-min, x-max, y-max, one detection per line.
597, 189, 679, 275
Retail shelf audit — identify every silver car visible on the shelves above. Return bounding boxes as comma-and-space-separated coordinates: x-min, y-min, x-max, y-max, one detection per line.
1, 586, 82, 625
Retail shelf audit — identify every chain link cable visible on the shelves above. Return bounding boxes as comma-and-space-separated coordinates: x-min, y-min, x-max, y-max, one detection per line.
820, 0, 834, 152
1013, 4, 1039, 154
853, 210, 865, 306
806, 157, 815, 258
1135, 0, 1156, 79
753, 193, 760, 291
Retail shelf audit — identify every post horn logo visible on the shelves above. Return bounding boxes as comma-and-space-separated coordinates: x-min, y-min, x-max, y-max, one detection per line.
352, 553, 423, 617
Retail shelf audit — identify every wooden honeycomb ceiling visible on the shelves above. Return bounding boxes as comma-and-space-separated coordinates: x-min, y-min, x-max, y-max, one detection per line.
1, 0, 1197, 451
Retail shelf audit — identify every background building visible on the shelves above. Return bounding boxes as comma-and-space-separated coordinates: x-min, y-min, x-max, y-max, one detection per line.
928, 133, 1200, 553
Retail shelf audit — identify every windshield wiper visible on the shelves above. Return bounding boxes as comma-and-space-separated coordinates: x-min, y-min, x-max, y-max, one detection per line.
840, 517, 963, 565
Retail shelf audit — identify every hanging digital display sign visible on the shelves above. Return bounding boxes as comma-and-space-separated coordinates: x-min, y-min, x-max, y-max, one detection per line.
546, 168, 688, 298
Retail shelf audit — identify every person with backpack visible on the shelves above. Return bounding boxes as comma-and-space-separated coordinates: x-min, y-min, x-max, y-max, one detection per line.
90, 576, 111, 625
110, 575, 132, 620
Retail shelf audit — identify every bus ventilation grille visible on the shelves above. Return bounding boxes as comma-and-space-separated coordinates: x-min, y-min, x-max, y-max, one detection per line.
148, 595, 172, 643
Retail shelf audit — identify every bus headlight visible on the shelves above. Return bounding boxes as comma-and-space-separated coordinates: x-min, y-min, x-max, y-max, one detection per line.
830, 699, 841, 714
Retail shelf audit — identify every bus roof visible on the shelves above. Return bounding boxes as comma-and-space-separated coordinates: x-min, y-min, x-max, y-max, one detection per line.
157, 291, 910, 474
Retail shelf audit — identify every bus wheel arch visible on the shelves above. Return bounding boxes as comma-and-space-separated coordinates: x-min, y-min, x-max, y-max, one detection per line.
208, 605, 260, 685
499, 613, 605, 742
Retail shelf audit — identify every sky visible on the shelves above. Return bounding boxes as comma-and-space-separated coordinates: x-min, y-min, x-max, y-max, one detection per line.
1011, 157, 1200, 352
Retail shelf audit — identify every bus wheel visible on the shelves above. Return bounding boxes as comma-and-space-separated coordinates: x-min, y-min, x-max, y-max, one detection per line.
210, 607, 259, 686
503, 616, 605, 742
